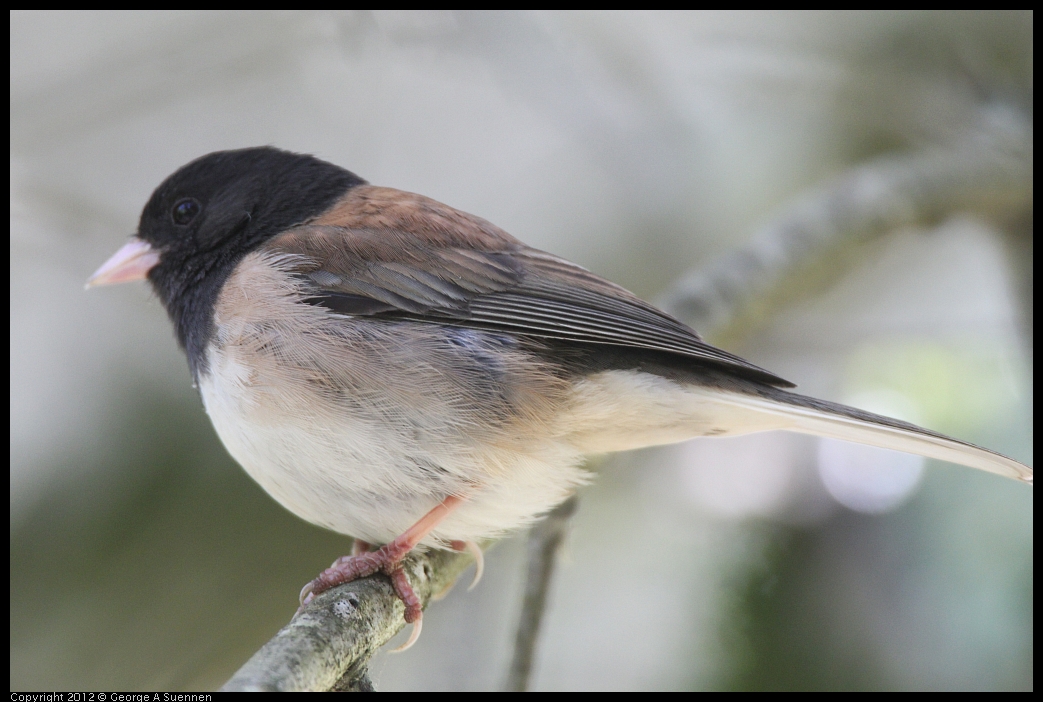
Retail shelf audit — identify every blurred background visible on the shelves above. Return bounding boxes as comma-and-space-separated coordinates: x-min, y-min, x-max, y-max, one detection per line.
10, 11, 1032, 691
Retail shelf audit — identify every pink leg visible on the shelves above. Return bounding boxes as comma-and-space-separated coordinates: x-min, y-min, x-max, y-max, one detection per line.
299, 495, 465, 649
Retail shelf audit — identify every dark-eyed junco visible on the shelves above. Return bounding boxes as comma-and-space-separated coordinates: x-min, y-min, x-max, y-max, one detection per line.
89, 147, 1032, 650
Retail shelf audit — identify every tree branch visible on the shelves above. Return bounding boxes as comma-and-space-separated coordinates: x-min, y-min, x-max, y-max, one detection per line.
660, 105, 1032, 347
504, 494, 580, 691
221, 548, 475, 692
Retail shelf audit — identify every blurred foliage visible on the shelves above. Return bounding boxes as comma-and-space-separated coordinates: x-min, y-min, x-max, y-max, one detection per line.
717, 466, 1032, 691
842, 339, 1029, 436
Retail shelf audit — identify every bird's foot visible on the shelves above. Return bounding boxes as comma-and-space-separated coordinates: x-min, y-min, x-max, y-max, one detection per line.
296, 495, 467, 652
299, 536, 424, 651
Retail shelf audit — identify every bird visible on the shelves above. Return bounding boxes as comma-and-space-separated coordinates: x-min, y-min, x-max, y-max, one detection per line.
88, 146, 1032, 651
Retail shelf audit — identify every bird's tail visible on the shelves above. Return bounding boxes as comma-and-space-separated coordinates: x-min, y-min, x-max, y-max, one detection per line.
719, 387, 1032, 483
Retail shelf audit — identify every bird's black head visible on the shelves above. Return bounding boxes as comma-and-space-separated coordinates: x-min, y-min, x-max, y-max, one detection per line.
138, 146, 365, 379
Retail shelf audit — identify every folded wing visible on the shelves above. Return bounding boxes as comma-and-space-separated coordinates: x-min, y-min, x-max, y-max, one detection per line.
267, 223, 794, 387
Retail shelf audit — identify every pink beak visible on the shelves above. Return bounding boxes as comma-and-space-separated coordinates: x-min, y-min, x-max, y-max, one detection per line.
86, 238, 161, 288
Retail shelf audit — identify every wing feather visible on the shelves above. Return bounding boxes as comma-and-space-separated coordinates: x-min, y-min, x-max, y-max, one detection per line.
266, 215, 793, 386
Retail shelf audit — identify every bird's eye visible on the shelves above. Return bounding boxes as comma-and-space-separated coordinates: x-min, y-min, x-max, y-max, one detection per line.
171, 198, 201, 226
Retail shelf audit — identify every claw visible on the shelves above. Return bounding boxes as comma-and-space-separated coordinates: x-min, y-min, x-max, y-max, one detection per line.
450, 540, 484, 590
390, 616, 423, 653
299, 581, 315, 607
464, 541, 484, 591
